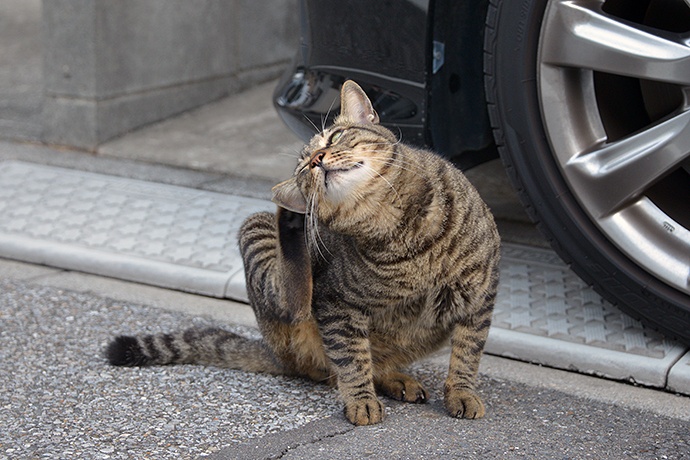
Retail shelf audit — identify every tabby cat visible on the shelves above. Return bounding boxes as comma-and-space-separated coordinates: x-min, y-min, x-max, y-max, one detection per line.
106, 80, 501, 426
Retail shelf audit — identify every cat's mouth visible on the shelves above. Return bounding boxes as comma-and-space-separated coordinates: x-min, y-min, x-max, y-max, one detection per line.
321, 161, 365, 187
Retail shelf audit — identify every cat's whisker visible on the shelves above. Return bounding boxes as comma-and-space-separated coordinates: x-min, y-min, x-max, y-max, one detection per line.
378, 148, 425, 167
307, 193, 320, 258
394, 126, 404, 143
358, 163, 401, 203
277, 151, 300, 159
375, 148, 419, 165
302, 201, 313, 255
365, 151, 422, 168
322, 95, 339, 132
314, 221, 333, 259
362, 154, 426, 178
302, 113, 321, 134
306, 189, 332, 262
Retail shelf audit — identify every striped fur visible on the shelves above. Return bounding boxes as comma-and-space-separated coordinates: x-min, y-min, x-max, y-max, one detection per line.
106, 81, 500, 426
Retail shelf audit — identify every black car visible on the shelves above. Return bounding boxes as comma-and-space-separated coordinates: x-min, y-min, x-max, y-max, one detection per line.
273, 0, 690, 343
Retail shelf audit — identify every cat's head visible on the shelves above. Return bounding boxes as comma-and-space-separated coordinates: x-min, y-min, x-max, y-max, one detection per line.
272, 80, 401, 229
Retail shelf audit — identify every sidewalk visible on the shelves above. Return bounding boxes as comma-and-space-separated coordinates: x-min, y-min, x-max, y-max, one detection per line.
1, 82, 689, 458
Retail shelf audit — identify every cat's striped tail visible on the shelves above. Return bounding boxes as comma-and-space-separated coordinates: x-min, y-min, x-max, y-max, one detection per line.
105, 327, 284, 374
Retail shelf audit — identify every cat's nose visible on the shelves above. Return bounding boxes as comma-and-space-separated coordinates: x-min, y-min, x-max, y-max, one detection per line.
310, 150, 326, 168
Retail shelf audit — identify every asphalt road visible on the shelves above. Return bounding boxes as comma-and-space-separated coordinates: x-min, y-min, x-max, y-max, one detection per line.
1, 273, 689, 459
217, 384, 690, 460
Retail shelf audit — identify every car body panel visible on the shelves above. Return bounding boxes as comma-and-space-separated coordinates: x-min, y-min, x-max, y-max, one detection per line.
273, 0, 497, 168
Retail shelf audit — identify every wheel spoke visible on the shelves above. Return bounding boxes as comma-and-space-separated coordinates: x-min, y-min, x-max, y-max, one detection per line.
564, 110, 690, 217
541, 0, 690, 85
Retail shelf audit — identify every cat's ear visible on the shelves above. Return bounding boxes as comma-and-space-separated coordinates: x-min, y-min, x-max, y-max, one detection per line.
272, 178, 307, 214
339, 80, 380, 125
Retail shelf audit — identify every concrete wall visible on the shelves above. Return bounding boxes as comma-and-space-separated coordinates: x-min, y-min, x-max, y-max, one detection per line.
41, 0, 298, 150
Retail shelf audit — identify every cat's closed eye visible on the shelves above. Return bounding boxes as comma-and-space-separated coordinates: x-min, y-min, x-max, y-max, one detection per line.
328, 130, 344, 144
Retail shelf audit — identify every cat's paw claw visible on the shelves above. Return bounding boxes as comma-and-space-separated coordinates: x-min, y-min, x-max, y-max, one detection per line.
444, 388, 485, 419
344, 398, 385, 426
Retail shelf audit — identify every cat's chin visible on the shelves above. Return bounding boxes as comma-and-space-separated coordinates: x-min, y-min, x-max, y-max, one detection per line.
320, 162, 369, 202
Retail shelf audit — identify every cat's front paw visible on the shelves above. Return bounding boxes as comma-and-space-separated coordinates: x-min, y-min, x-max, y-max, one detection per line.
444, 388, 485, 419
344, 397, 385, 426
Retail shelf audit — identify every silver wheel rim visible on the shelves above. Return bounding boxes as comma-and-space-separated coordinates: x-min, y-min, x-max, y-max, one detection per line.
538, 0, 690, 295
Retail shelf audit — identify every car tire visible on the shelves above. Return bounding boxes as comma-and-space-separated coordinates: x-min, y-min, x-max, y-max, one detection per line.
483, 0, 690, 343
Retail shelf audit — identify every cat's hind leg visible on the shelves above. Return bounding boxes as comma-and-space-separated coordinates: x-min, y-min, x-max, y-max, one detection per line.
239, 209, 312, 324
375, 371, 427, 404
239, 210, 330, 380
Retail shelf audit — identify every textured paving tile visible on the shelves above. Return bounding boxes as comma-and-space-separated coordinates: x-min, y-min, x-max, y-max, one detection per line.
0, 161, 272, 298
488, 244, 687, 388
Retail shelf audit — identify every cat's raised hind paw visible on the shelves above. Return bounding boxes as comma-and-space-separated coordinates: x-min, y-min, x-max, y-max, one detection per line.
375, 372, 427, 404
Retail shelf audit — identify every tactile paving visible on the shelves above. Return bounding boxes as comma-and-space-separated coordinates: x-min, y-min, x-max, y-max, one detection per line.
0, 160, 687, 394
488, 244, 687, 387
0, 161, 273, 298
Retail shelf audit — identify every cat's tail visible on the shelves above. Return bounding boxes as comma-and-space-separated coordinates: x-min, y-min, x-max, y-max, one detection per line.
105, 327, 285, 374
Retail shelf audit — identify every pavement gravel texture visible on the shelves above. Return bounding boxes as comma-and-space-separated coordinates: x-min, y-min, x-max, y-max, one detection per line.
0, 280, 339, 459
218, 393, 690, 460
2, 277, 689, 459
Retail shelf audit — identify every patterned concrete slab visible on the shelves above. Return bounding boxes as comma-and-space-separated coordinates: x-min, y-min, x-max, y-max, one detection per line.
488, 244, 687, 388
0, 161, 273, 299
0, 160, 688, 394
